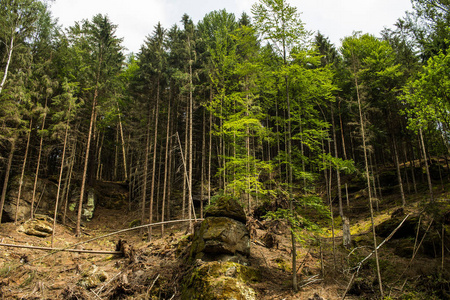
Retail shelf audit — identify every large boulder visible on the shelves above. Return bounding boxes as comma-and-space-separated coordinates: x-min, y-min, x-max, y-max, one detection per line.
191, 217, 250, 260
205, 196, 247, 223
181, 261, 259, 300
18, 215, 53, 237
3, 175, 57, 222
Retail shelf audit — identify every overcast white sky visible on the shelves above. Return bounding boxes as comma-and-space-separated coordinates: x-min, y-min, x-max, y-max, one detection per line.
49, 0, 413, 54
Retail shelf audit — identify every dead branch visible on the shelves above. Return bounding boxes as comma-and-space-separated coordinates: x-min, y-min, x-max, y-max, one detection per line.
341, 213, 411, 300
0, 242, 121, 255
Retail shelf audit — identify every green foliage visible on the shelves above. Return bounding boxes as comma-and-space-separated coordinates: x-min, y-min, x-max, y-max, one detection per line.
400, 48, 450, 133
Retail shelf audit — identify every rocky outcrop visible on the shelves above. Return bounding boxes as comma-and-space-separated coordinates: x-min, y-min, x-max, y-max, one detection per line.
3, 175, 57, 222
190, 196, 250, 263
183, 196, 258, 299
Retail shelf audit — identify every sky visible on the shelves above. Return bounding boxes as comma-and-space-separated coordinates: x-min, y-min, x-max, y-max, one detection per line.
49, 0, 413, 54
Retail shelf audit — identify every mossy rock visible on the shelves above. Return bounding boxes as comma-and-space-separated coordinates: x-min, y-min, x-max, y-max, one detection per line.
205, 196, 246, 223
181, 261, 260, 300
190, 217, 250, 262
375, 214, 419, 239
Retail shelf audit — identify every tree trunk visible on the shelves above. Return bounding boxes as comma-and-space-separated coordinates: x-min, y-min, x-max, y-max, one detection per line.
419, 128, 434, 202
0, 137, 16, 224
76, 82, 100, 236
0, 36, 14, 95
201, 108, 206, 218
161, 98, 171, 236
188, 61, 194, 232
52, 113, 70, 247
15, 121, 32, 224
393, 138, 406, 207
31, 99, 48, 219
63, 141, 76, 225
354, 74, 384, 298
149, 79, 160, 241
141, 111, 152, 230
182, 97, 188, 220
117, 105, 128, 181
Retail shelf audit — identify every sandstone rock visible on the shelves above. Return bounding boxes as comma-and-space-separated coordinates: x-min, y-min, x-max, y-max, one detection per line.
181, 261, 260, 300
4, 175, 57, 222
77, 265, 108, 289
205, 196, 247, 223
191, 216, 250, 260
18, 215, 53, 237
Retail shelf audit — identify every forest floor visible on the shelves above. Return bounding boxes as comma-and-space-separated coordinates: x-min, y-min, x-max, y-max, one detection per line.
0, 179, 449, 299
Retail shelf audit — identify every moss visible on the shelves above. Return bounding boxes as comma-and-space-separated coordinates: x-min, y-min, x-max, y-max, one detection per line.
181, 261, 260, 300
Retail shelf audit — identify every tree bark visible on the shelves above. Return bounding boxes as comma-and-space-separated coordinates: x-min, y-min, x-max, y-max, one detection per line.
149, 78, 160, 241
393, 138, 406, 207
354, 73, 384, 297
15, 121, 32, 224
0, 36, 14, 95
0, 137, 16, 224
52, 112, 71, 247
419, 128, 434, 202
31, 99, 48, 219
161, 98, 171, 236
76, 85, 99, 237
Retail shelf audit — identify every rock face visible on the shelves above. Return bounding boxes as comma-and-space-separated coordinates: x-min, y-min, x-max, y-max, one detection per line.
183, 196, 258, 299
3, 175, 57, 222
190, 196, 250, 262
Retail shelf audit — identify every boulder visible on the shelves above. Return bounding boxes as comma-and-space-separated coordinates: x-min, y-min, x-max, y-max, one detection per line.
18, 215, 53, 237
82, 189, 95, 221
191, 217, 250, 260
4, 175, 57, 222
205, 196, 247, 223
181, 261, 260, 300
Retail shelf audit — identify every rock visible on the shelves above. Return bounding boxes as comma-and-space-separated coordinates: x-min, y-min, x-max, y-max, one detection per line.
181, 261, 260, 300
205, 196, 247, 223
191, 217, 250, 260
18, 215, 53, 237
4, 175, 57, 222
376, 213, 418, 239
82, 189, 95, 221
77, 265, 108, 289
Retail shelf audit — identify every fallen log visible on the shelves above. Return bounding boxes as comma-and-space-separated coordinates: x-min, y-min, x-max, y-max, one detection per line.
0, 242, 121, 255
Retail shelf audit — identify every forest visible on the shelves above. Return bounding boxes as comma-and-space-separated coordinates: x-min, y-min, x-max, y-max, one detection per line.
0, 0, 449, 299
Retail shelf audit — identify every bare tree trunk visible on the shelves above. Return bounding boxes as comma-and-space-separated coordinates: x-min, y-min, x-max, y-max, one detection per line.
63, 141, 76, 225
0, 36, 14, 95
76, 70, 100, 236
419, 128, 434, 202
161, 98, 171, 236
149, 79, 160, 241
182, 97, 188, 220
141, 112, 152, 230
209, 102, 212, 206
31, 99, 48, 219
96, 132, 104, 180
188, 61, 194, 232
117, 106, 128, 181
393, 138, 406, 207
0, 137, 16, 224
354, 74, 384, 298
15, 121, 32, 224
114, 124, 119, 180
201, 108, 206, 218
52, 113, 71, 247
